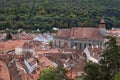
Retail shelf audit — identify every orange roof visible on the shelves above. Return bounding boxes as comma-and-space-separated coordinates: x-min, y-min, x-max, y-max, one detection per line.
40, 56, 57, 67
55, 27, 103, 40
36, 49, 59, 54
55, 29, 71, 38
0, 40, 24, 52
33, 73, 39, 80
87, 46, 103, 59
67, 72, 76, 80
107, 29, 120, 34
0, 60, 10, 80
70, 27, 102, 39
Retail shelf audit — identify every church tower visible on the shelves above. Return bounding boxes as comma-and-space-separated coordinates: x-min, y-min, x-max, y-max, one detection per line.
99, 17, 106, 37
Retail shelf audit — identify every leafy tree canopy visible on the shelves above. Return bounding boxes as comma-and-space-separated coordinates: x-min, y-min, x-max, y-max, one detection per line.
84, 36, 120, 80
0, 0, 120, 32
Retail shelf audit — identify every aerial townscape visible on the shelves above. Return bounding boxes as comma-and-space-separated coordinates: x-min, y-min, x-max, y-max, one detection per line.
0, 0, 120, 80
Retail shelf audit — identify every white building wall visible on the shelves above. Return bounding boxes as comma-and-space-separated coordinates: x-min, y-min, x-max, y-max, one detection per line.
15, 47, 23, 55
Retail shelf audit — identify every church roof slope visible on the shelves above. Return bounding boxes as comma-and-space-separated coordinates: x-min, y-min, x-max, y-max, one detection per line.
55, 29, 71, 38
70, 27, 103, 39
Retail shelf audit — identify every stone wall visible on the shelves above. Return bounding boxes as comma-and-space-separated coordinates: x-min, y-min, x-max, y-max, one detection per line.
54, 38, 70, 48
70, 39, 104, 49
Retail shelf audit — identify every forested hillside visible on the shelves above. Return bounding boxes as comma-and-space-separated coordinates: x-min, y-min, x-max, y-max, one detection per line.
0, 0, 120, 32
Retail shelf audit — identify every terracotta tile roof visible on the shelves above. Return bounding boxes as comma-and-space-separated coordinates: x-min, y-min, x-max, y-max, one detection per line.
87, 46, 103, 59
55, 27, 103, 40
55, 29, 71, 38
106, 29, 120, 37
0, 53, 39, 80
106, 29, 120, 44
12, 33, 34, 40
8, 60, 26, 80
36, 49, 60, 54
70, 27, 102, 39
67, 72, 76, 79
36, 49, 87, 79
0, 40, 24, 53
0, 60, 10, 80
25, 57, 37, 66
40, 56, 57, 67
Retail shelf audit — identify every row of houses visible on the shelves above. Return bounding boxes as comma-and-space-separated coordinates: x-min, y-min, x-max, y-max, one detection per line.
0, 17, 120, 80
0, 40, 40, 80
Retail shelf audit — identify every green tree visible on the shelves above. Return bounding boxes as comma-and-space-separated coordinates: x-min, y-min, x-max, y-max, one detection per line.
39, 65, 68, 80
100, 36, 120, 80
6, 31, 12, 40
38, 67, 56, 80
84, 62, 103, 80
114, 72, 120, 80
84, 36, 120, 80
55, 61, 68, 80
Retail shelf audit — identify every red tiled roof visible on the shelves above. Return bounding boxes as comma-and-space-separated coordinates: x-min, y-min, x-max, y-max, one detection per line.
0, 40, 24, 53
26, 57, 37, 66
55, 29, 71, 38
67, 72, 76, 79
70, 27, 102, 39
87, 46, 103, 59
0, 60, 10, 80
36, 49, 60, 54
40, 56, 57, 67
106, 29, 120, 44
55, 27, 103, 39
12, 33, 34, 40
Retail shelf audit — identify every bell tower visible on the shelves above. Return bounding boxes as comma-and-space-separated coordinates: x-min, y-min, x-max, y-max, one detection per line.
99, 17, 106, 37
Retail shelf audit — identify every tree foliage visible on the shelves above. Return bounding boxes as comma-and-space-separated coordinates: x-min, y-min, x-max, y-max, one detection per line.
38, 63, 68, 80
38, 67, 56, 80
100, 36, 120, 80
6, 31, 12, 40
0, 0, 120, 31
55, 61, 68, 80
114, 72, 120, 80
84, 36, 120, 80
84, 62, 103, 80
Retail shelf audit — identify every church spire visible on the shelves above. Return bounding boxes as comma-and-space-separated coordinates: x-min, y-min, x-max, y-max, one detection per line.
99, 17, 106, 37
99, 17, 106, 29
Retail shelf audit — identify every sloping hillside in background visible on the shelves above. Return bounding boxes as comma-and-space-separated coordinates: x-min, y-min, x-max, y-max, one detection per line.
0, 0, 120, 32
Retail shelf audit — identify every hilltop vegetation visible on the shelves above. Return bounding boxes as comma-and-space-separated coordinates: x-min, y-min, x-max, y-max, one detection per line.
0, 0, 120, 32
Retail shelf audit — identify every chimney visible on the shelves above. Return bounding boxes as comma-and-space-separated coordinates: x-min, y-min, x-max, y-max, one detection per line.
99, 17, 106, 37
